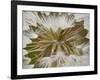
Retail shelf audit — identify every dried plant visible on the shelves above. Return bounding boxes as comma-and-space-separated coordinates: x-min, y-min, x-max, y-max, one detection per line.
23, 12, 89, 68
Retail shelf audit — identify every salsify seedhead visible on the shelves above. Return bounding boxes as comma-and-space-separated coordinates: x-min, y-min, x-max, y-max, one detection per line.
23, 12, 89, 68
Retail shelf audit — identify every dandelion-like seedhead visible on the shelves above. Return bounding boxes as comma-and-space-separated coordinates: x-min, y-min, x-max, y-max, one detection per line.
23, 12, 89, 68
